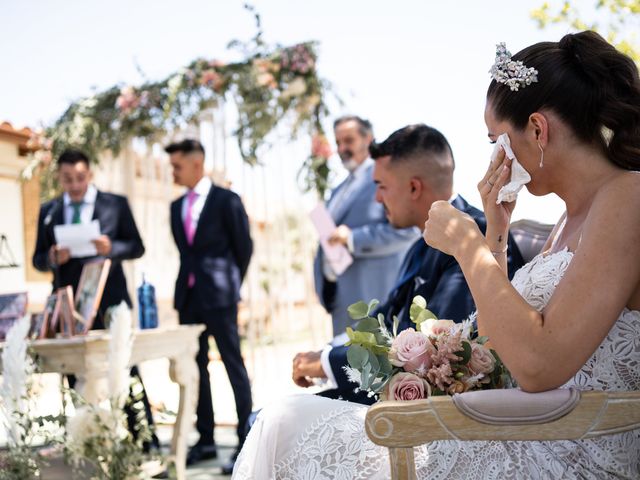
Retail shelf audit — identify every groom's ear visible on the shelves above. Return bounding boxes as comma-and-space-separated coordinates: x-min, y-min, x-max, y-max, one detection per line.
528, 112, 549, 146
409, 177, 422, 199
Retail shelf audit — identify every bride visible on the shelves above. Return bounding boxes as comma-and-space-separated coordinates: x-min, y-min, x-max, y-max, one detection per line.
233, 31, 640, 479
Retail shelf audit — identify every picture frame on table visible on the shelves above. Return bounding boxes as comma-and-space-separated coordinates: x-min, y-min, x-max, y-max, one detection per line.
57, 286, 75, 338
0, 292, 28, 341
30, 293, 58, 339
75, 258, 111, 334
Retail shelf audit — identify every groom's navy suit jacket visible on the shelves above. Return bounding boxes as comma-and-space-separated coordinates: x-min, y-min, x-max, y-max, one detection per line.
323, 196, 525, 403
33, 190, 145, 322
170, 184, 253, 312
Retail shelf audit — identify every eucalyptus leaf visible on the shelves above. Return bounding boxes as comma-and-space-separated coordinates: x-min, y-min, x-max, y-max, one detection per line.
347, 301, 370, 320
347, 330, 378, 348
357, 316, 380, 332
368, 352, 381, 372
367, 299, 380, 315
377, 354, 393, 375
415, 308, 438, 325
361, 363, 373, 389
413, 295, 427, 309
347, 344, 369, 369
409, 303, 423, 323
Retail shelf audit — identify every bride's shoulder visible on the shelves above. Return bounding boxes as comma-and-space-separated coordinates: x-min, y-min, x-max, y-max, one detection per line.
596, 170, 640, 203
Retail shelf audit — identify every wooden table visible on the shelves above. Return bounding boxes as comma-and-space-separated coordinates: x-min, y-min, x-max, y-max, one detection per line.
27, 324, 204, 480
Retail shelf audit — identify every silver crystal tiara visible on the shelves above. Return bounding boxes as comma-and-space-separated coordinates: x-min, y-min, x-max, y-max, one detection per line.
490, 42, 539, 91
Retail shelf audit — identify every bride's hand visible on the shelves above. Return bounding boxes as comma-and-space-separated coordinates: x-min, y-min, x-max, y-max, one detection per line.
423, 201, 482, 258
478, 147, 516, 236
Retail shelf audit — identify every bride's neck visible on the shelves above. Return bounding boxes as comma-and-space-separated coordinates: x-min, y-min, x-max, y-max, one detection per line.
550, 146, 617, 217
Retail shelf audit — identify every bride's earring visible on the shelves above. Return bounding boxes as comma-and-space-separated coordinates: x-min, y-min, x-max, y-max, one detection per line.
537, 141, 544, 168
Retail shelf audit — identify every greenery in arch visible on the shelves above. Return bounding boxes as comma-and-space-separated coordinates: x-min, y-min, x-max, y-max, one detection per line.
531, 1, 640, 62
28, 4, 336, 201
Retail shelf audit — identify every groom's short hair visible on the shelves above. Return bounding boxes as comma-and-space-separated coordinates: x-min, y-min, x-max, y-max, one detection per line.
164, 139, 205, 156
369, 124, 455, 191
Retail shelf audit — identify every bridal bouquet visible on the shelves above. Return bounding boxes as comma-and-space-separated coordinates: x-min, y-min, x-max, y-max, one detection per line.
344, 296, 510, 400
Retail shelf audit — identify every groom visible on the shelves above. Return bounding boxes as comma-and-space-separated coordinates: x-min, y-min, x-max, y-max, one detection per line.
293, 124, 524, 402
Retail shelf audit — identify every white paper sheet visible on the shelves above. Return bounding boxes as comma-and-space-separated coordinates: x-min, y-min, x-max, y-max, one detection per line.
309, 203, 353, 276
54, 220, 101, 258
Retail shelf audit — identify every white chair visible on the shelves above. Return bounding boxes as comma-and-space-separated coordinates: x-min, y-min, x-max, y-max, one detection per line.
365, 389, 640, 480
510, 218, 554, 263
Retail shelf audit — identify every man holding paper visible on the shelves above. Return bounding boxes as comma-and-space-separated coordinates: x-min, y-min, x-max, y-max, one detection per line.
313, 116, 418, 336
32, 149, 158, 450
33, 149, 145, 321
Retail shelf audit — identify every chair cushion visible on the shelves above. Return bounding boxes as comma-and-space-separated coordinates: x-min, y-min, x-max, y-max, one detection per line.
452, 388, 581, 425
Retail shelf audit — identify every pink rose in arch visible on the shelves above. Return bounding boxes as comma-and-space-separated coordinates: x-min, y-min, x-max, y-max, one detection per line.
311, 135, 332, 159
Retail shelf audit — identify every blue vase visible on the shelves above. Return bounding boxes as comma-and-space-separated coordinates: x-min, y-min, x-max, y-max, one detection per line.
137, 274, 158, 329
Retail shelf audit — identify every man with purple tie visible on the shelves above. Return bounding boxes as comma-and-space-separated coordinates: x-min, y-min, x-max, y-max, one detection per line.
166, 139, 253, 470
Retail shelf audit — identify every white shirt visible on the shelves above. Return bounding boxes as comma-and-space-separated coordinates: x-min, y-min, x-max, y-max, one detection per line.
63, 184, 97, 224
181, 176, 212, 231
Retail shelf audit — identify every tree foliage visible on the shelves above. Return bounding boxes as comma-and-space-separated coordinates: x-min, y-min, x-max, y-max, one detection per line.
531, 1, 640, 62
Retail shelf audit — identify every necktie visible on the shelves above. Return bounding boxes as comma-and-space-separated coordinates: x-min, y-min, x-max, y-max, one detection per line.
327, 174, 355, 217
184, 190, 197, 245
184, 190, 197, 287
71, 201, 83, 224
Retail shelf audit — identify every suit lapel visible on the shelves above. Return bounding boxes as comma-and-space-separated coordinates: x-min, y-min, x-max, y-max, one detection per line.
332, 163, 372, 224
44, 197, 65, 239
191, 185, 217, 246
172, 196, 188, 248
53, 197, 64, 226
92, 191, 111, 231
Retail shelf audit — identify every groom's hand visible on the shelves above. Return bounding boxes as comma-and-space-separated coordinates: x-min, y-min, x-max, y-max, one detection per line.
292, 351, 326, 388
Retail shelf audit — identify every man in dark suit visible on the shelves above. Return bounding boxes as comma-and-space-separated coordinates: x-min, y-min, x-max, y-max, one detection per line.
293, 124, 524, 403
33, 149, 145, 321
32, 148, 157, 447
166, 139, 253, 469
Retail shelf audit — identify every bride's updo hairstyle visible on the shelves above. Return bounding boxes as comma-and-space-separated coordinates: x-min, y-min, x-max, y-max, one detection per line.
487, 30, 640, 171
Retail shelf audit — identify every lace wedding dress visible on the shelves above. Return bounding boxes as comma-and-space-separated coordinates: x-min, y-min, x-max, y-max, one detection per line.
233, 250, 640, 479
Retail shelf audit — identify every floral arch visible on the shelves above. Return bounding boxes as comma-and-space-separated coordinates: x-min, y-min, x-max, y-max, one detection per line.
28, 28, 334, 200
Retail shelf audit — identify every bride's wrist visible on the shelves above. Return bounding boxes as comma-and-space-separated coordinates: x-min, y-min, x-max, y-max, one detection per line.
485, 227, 509, 254
454, 233, 486, 265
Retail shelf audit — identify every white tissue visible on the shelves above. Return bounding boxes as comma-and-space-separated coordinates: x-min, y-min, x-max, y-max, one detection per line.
492, 133, 531, 204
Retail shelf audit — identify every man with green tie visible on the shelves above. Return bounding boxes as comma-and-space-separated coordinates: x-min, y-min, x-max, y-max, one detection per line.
32, 148, 158, 450
33, 149, 144, 318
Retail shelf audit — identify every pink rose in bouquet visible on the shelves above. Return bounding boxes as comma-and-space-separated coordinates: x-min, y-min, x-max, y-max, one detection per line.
468, 342, 496, 374
389, 328, 435, 373
386, 372, 431, 401
419, 318, 455, 336
345, 295, 510, 402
